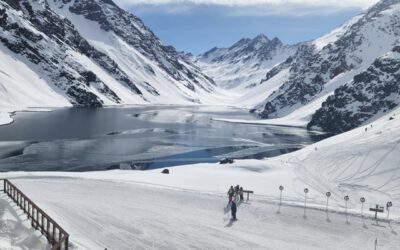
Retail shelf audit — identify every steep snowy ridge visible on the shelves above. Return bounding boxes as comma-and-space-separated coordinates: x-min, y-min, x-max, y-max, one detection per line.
1, 0, 143, 107
196, 34, 297, 90
308, 46, 400, 133
51, 0, 215, 93
0, 0, 218, 124
259, 0, 400, 124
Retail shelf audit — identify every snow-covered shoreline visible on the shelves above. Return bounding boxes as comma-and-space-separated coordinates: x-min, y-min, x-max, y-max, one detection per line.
212, 117, 308, 128
1, 106, 398, 215
0, 110, 14, 126
0, 107, 56, 126
1, 106, 399, 249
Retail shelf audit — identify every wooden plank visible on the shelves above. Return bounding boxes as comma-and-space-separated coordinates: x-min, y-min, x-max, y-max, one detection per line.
2, 179, 69, 250
243, 190, 254, 194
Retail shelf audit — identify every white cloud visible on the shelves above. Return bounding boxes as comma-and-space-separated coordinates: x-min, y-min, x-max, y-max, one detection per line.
115, 0, 379, 10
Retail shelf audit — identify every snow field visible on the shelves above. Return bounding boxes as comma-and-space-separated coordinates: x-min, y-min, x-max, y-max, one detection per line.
1, 105, 399, 249
6, 177, 400, 250
0, 193, 50, 250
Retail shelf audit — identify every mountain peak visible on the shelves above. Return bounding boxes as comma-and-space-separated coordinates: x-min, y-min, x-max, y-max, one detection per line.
249, 35, 282, 51
230, 38, 252, 49
368, 0, 400, 12
253, 34, 270, 43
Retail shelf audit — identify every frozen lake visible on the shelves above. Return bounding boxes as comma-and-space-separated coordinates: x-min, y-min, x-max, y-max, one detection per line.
0, 106, 326, 171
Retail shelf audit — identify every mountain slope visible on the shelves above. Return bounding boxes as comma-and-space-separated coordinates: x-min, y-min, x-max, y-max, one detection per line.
196, 34, 297, 90
258, 0, 400, 125
308, 46, 400, 133
3, 104, 400, 248
0, 0, 217, 116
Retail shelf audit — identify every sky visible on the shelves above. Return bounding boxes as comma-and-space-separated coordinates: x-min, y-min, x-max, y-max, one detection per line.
114, 0, 380, 55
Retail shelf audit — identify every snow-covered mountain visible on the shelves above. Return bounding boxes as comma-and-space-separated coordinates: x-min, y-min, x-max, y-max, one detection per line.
308, 46, 400, 133
256, 0, 400, 133
196, 34, 297, 89
0, 0, 217, 113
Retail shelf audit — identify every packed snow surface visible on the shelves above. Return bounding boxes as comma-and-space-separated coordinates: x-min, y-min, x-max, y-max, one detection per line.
0, 194, 50, 250
2, 177, 397, 250
1, 107, 399, 249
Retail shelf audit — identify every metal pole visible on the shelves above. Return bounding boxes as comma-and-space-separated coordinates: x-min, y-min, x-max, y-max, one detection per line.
326, 197, 329, 212
361, 203, 364, 217
278, 186, 284, 214
325, 192, 331, 213
303, 188, 309, 217
344, 196, 349, 216
386, 202, 392, 221
360, 197, 365, 218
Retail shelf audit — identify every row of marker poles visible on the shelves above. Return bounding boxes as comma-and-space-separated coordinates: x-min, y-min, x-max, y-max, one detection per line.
277, 186, 393, 221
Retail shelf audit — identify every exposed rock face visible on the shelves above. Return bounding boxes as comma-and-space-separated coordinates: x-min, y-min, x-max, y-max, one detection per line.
61, 0, 209, 91
196, 34, 297, 89
259, 0, 400, 121
0, 0, 216, 107
308, 47, 400, 133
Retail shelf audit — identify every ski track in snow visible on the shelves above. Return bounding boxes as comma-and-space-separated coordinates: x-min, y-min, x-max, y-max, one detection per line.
5, 178, 400, 250
0, 106, 400, 249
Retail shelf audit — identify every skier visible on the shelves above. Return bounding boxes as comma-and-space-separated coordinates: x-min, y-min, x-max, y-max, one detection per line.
235, 185, 240, 201
231, 200, 237, 220
239, 187, 244, 201
227, 186, 234, 203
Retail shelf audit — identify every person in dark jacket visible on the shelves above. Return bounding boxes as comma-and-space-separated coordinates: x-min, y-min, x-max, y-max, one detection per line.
227, 186, 234, 203
239, 187, 244, 201
231, 200, 237, 220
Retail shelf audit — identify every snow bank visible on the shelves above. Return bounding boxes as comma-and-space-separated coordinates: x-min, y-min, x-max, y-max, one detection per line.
0, 194, 50, 250
4, 178, 399, 250
0, 107, 399, 249
0, 43, 72, 126
0, 110, 13, 126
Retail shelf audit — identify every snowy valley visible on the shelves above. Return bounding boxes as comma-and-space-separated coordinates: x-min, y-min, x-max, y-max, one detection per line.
1, 0, 400, 249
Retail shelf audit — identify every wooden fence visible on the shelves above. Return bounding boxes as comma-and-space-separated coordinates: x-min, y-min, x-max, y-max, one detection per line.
1, 179, 69, 250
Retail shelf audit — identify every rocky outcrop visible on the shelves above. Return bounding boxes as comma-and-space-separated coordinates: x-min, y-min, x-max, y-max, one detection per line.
197, 34, 297, 89
0, 0, 216, 107
260, 0, 400, 119
308, 47, 400, 133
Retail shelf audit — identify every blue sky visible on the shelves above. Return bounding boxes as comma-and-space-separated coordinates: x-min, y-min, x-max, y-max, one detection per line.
115, 0, 379, 55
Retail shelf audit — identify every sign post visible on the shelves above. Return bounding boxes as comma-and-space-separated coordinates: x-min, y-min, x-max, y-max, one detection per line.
303, 188, 309, 217
360, 197, 365, 218
326, 192, 331, 212
386, 201, 392, 221
369, 204, 384, 220
278, 185, 284, 213
344, 195, 349, 216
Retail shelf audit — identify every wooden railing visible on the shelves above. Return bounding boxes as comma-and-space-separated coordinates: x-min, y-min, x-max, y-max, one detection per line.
1, 179, 69, 250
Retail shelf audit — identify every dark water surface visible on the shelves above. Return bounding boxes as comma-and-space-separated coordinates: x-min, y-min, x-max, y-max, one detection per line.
0, 106, 327, 171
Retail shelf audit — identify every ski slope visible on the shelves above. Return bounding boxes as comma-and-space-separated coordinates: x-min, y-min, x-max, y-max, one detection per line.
5, 177, 399, 250
0, 193, 50, 250
1, 106, 399, 249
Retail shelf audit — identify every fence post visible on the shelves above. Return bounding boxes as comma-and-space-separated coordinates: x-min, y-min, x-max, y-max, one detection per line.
3, 179, 69, 250
52, 225, 56, 244
65, 236, 69, 250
